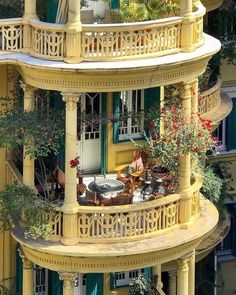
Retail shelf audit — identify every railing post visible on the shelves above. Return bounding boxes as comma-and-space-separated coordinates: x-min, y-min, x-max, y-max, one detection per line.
65, 0, 82, 63
22, 0, 38, 53
180, 0, 195, 52
61, 92, 80, 246
22, 83, 36, 188
178, 82, 193, 224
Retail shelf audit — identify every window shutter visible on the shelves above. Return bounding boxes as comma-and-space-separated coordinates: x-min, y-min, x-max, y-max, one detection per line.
227, 98, 236, 151
143, 267, 151, 281
46, 0, 58, 23
144, 87, 161, 111
110, 273, 116, 290
111, 0, 120, 9
48, 271, 63, 295
86, 273, 104, 295
16, 248, 22, 295
113, 92, 121, 143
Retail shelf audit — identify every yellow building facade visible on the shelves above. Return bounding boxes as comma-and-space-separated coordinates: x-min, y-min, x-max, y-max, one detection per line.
0, 0, 232, 294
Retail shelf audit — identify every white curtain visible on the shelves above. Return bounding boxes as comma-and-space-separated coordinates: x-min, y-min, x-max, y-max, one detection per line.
56, 0, 68, 23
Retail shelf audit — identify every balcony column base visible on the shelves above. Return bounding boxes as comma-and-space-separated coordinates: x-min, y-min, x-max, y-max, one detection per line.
59, 272, 77, 295
61, 213, 79, 246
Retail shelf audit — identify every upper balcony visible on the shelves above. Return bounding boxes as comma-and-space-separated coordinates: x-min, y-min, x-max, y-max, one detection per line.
0, 1, 207, 64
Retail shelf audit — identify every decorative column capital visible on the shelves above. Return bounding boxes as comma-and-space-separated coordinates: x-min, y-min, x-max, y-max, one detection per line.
59, 272, 78, 288
62, 92, 81, 111
177, 258, 189, 272
20, 82, 36, 96
18, 248, 33, 270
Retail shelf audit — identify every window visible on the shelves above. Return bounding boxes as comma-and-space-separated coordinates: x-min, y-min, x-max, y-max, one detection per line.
33, 265, 48, 295
212, 119, 227, 151
118, 90, 144, 140
114, 269, 144, 288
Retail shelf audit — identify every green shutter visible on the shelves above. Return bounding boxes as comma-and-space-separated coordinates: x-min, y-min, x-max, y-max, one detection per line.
16, 249, 22, 295
111, 0, 120, 9
48, 271, 63, 295
86, 273, 104, 295
101, 93, 107, 174
227, 98, 236, 151
143, 267, 151, 281
110, 273, 116, 290
46, 0, 58, 23
144, 87, 161, 112
113, 92, 121, 144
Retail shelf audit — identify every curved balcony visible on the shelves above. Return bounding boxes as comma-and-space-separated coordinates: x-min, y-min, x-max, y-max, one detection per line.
198, 78, 232, 124
0, 3, 205, 63
7, 159, 201, 244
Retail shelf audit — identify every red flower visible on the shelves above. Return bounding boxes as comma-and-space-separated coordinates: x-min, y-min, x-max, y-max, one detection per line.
70, 157, 80, 168
173, 124, 178, 130
148, 121, 156, 128
193, 147, 200, 153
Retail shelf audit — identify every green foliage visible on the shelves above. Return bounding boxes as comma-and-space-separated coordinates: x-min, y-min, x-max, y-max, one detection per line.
201, 167, 223, 205
0, 107, 64, 158
119, 0, 179, 22
128, 274, 155, 295
0, 183, 54, 240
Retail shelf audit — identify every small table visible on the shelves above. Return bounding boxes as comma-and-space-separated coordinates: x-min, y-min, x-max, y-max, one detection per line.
88, 179, 125, 194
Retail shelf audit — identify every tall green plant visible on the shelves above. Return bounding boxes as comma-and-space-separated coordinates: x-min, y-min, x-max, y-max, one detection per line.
0, 183, 54, 240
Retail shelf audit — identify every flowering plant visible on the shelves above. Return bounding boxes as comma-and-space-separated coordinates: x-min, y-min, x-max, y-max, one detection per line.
136, 107, 217, 171
70, 156, 84, 176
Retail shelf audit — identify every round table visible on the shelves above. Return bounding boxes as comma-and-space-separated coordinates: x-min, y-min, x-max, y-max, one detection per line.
88, 179, 125, 194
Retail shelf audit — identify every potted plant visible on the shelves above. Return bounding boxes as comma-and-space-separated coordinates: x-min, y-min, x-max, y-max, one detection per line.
0, 183, 54, 240
133, 106, 217, 175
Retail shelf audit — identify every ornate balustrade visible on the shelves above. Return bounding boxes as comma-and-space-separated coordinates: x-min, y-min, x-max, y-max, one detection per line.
0, 18, 23, 52
0, 3, 205, 63
29, 20, 66, 60
198, 78, 222, 115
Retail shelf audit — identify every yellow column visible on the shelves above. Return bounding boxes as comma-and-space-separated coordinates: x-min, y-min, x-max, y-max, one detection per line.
168, 270, 177, 295
180, 0, 195, 52
177, 258, 189, 295
191, 79, 199, 115
22, 84, 35, 188
20, 253, 33, 295
152, 264, 163, 291
178, 82, 192, 224
66, 0, 82, 63
188, 250, 195, 295
59, 272, 77, 295
3, 230, 11, 289
61, 92, 80, 246
22, 0, 38, 53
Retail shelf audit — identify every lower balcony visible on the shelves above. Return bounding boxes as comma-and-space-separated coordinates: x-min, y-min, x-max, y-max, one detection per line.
6, 159, 219, 273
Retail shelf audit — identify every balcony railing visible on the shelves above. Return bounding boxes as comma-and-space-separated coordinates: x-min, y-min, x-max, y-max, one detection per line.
0, 3, 205, 63
6, 159, 202, 244
198, 78, 222, 116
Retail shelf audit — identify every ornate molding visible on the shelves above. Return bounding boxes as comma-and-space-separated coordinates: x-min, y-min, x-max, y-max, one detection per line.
62, 92, 80, 111
17, 57, 210, 92
19, 239, 200, 273
177, 258, 189, 272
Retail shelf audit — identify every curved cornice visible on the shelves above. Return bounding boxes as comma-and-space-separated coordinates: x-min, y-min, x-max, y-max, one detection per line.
202, 0, 224, 11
